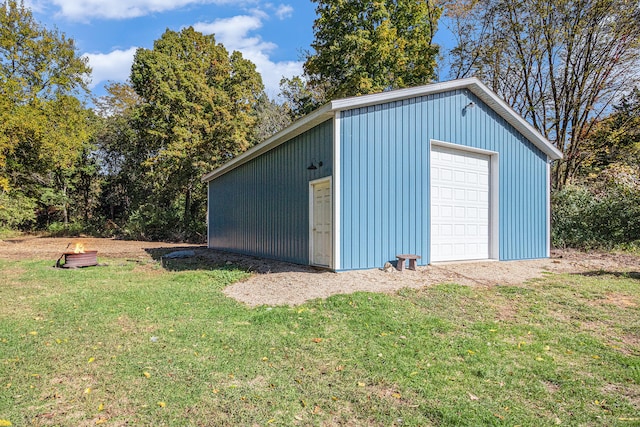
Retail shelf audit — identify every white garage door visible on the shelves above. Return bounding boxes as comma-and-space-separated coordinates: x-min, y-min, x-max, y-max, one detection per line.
431, 145, 490, 262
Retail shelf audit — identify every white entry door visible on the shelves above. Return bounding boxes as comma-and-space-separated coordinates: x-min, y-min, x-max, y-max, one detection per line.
431, 145, 490, 262
310, 179, 332, 267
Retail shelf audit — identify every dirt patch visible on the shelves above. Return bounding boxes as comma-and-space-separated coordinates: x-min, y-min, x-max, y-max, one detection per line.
602, 293, 638, 308
0, 236, 200, 261
1, 237, 639, 307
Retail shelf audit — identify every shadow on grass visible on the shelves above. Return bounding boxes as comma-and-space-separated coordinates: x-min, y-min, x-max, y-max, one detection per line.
144, 246, 329, 275
574, 270, 640, 280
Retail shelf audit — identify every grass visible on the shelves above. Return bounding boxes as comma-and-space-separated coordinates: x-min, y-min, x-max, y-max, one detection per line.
0, 256, 639, 426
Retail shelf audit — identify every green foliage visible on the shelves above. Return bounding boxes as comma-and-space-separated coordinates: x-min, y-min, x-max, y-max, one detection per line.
553, 89, 640, 249
0, 190, 36, 229
46, 221, 84, 237
304, 0, 441, 100
552, 184, 640, 249
279, 75, 328, 120
253, 94, 292, 139
92, 82, 143, 227
125, 27, 264, 240
582, 87, 640, 175
124, 203, 185, 241
0, 0, 94, 230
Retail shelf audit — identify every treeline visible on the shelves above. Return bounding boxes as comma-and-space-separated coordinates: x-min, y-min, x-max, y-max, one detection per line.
1, 0, 639, 247
552, 89, 640, 249
0, 2, 282, 241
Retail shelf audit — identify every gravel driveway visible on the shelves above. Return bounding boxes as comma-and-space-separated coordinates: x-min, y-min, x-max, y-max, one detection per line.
220, 249, 639, 307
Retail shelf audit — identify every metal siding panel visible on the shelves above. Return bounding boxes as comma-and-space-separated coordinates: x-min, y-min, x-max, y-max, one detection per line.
373, 104, 383, 265
207, 119, 333, 264
340, 98, 429, 270
333, 89, 549, 269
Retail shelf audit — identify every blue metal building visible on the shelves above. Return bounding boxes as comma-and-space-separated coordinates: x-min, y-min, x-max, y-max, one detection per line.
202, 78, 563, 271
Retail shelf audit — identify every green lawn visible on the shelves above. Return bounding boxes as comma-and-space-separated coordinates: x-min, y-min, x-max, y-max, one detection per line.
0, 256, 638, 426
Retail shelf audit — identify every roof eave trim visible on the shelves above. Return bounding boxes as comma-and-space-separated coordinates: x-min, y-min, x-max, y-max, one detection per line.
466, 80, 563, 161
328, 77, 562, 161
201, 103, 334, 183
328, 78, 480, 111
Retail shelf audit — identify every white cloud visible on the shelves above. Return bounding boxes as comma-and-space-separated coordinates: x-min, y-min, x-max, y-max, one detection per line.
84, 47, 138, 88
194, 13, 302, 97
275, 4, 293, 20
46, 0, 240, 20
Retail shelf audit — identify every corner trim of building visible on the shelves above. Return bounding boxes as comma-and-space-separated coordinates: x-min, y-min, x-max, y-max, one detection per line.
332, 113, 341, 271
546, 160, 552, 257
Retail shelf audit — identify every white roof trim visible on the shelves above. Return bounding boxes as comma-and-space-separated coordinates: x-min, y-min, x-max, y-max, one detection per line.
202, 77, 562, 183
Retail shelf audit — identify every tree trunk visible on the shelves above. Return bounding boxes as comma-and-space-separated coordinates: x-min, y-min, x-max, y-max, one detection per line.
62, 184, 69, 225
184, 186, 191, 233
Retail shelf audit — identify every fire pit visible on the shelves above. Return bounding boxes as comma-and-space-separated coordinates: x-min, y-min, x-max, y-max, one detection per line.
56, 243, 98, 268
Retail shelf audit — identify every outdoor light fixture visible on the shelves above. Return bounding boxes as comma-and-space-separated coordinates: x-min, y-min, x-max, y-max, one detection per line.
465, 101, 476, 109
307, 161, 323, 170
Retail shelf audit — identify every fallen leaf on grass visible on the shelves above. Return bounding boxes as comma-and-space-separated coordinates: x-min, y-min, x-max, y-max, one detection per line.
29, 331, 37, 336
88, 357, 95, 363
0, 420, 12, 426
143, 372, 151, 378
84, 388, 91, 394
98, 403, 104, 412
392, 393, 402, 399
313, 406, 321, 414
357, 382, 365, 387
468, 393, 479, 401
312, 338, 323, 343
95, 418, 108, 425
157, 401, 166, 408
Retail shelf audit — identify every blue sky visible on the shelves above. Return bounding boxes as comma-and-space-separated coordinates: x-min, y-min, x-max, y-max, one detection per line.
25, 1, 453, 100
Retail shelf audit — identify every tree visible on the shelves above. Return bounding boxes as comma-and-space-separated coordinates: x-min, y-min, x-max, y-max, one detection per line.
303, 0, 441, 100
582, 87, 640, 178
279, 75, 328, 121
0, 0, 93, 229
92, 82, 143, 226
129, 27, 264, 239
447, 0, 640, 188
253, 93, 292, 141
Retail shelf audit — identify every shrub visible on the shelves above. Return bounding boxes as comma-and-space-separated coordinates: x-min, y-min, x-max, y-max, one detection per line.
552, 183, 640, 249
0, 192, 36, 229
47, 221, 85, 237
